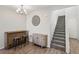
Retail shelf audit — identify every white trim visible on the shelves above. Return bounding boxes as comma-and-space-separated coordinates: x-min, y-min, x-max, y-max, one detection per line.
65, 10, 70, 53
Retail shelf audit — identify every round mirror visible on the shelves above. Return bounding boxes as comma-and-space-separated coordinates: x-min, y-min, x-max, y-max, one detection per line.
32, 15, 40, 26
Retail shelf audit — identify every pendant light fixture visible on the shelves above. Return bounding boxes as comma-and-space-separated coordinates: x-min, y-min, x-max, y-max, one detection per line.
16, 5, 27, 15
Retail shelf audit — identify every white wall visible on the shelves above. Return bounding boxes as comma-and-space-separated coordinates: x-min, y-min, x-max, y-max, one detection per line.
76, 6, 79, 40
65, 7, 78, 39
65, 7, 78, 53
26, 10, 51, 47
0, 6, 26, 49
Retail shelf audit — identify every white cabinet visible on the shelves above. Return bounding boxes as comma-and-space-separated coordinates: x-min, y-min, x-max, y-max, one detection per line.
32, 33, 47, 47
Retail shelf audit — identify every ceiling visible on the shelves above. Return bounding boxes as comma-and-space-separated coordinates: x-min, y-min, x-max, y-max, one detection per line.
15, 5, 76, 10
27, 5, 76, 10
5, 5, 77, 13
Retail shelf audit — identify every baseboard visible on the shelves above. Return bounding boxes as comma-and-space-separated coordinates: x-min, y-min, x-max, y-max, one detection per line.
0, 47, 5, 50
69, 37, 78, 40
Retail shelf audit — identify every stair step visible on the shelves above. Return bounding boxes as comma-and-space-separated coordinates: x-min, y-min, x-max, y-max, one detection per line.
52, 39, 65, 43
56, 28, 65, 29
57, 22, 65, 24
56, 27, 65, 29
52, 40, 65, 46
56, 25, 65, 26
53, 38, 65, 42
55, 30, 65, 32
55, 28, 65, 30
54, 34, 65, 37
51, 43, 65, 49
56, 26, 65, 28
55, 29, 65, 31
55, 32, 65, 34
53, 36, 65, 41
54, 35, 65, 38
56, 24, 65, 26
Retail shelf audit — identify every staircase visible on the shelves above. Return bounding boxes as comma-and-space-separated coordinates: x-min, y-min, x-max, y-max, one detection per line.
51, 16, 65, 51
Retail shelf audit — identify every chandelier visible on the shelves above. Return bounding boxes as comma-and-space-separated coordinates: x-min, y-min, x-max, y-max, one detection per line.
16, 5, 27, 15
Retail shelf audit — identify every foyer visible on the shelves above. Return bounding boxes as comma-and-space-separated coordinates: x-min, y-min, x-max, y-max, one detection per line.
0, 5, 78, 54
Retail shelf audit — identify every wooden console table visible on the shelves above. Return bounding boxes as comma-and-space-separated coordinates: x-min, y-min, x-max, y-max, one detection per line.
4, 31, 29, 49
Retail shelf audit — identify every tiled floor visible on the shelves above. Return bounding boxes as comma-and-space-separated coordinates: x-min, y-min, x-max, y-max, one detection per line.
0, 39, 78, 54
